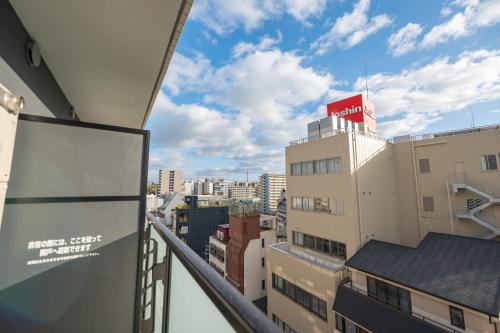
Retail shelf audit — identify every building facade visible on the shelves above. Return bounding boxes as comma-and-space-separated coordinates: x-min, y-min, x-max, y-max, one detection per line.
276, 189, 287, 241
229, 182, 258, 200
267, 114, 500, 333
259, 174, 286, 214
222, 211, 276, 303
209, 224, 230, 277
157, 169, 183, 196
175, 195, 229, 260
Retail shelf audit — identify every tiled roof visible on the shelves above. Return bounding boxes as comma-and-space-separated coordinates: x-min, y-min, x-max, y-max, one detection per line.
345, 233, 500, 316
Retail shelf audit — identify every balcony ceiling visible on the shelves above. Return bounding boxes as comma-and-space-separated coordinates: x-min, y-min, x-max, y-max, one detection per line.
10, 0, 190, 128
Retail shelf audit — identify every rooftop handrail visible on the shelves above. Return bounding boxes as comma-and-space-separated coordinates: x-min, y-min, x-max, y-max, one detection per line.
341, 281, 459, 333
146, 213, 279, 333
288, 128, 387, 147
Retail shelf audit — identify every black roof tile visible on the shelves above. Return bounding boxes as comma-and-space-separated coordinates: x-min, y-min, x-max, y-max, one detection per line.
345, 233, 500, 317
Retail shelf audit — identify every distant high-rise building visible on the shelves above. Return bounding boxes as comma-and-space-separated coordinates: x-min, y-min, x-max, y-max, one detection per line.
229, 181, 257, 200
202, 180, 214, 195
183, 180, 194, 195
157, 169, 183, 196
259, 174, 286, 214
275, 189, 287, 241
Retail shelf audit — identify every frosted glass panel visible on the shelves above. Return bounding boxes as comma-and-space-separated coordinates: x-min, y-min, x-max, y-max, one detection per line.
168, 254, 236, 333
8, 119, 143, 198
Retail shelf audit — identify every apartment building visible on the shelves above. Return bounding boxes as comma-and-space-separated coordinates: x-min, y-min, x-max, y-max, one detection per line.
209, 224, 230, 277
225, 209, 276, 302
175, 195, 229, 260
157, 169, 183, 196
267, 96, 500, 333
259, 174, 286, 214
229, 182, 258, 200
276, 190, 287, 241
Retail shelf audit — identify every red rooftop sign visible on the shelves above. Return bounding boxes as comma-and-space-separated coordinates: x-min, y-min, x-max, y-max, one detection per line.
326, 94, 376, 131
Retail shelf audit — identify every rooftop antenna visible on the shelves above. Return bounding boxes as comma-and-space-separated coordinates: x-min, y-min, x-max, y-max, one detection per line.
246, 169, 248, 200
363, 58, 369, 99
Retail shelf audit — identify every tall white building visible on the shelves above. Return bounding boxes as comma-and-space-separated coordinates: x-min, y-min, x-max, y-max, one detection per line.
259, 174, 286, 214
157, 169, 183, 196
183, 180, 194, 195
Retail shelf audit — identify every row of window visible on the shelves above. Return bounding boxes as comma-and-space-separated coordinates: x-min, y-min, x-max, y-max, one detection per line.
366, 276, 465, 330
335, 313, 368, 333
420, 154, 500, 173
272, 314, 298, 333
292, 231, 347, 260
291, 157, 342, 176
480, 154, 499, 171
291, 196, 344, 215
272, 273, 327, 321
367, 276, 411, 314
209, 244, 225, 262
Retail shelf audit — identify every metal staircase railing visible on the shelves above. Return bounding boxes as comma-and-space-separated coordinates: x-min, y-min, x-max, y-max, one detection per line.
453, 183, 500, 238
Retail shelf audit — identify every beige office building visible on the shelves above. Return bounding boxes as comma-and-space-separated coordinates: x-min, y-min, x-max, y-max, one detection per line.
157, 169, 183, 196
267, 120, 500, 333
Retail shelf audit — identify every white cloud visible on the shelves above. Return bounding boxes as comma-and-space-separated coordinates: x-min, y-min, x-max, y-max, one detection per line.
153, 44, 333, 177
284, 0, 327, 22
232, 31, 283, 58
312, 0, 393, 54
190, 0, 327, 35
421, 0, 500, 48
162, 53, 213, 96
387, 23, 423, 56
352, 49, 500, 137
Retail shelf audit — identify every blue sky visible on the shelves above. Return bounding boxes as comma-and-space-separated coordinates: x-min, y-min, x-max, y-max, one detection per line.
146, 0, 500, 181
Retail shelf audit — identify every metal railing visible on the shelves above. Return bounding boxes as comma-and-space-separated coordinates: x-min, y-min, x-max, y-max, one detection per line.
288, 128, 386, 147
392, 123, 500, 143
143, 213, 279, 333
341, 281, 460, 333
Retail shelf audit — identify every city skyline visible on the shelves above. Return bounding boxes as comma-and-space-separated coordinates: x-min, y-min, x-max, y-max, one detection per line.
146, 0, 500, 180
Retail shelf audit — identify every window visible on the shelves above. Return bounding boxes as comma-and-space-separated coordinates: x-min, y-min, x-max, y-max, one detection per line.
327, 158, 335, 173
291, 163, 302, 175
314, 197, 330, 212
423, 196, 434, 212
293, 231, 346, 260
304, 234, 315, 249
262, 279, 266, 290
293, 158, 342, 176
272, 274, 327, 321
292, 231, 304, 246
419, 158, 431, 173
480, 154, 498, 171
272, 314, 298, 333
367, 277, 412, 314
319, 159, 327, 173
261, 257, 265, 267
450, 306, 465, 329
300, 161, 313, 175
261, 238, 265, 248
333, 198, 344, 215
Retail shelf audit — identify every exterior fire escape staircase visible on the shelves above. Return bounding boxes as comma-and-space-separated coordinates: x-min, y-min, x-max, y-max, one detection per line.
453, 183, 500, 239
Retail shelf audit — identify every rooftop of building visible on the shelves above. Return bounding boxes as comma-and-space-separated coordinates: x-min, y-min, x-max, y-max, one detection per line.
345, 232, 500, 317
270, 242, 345, 272
288, 122, 500, 147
